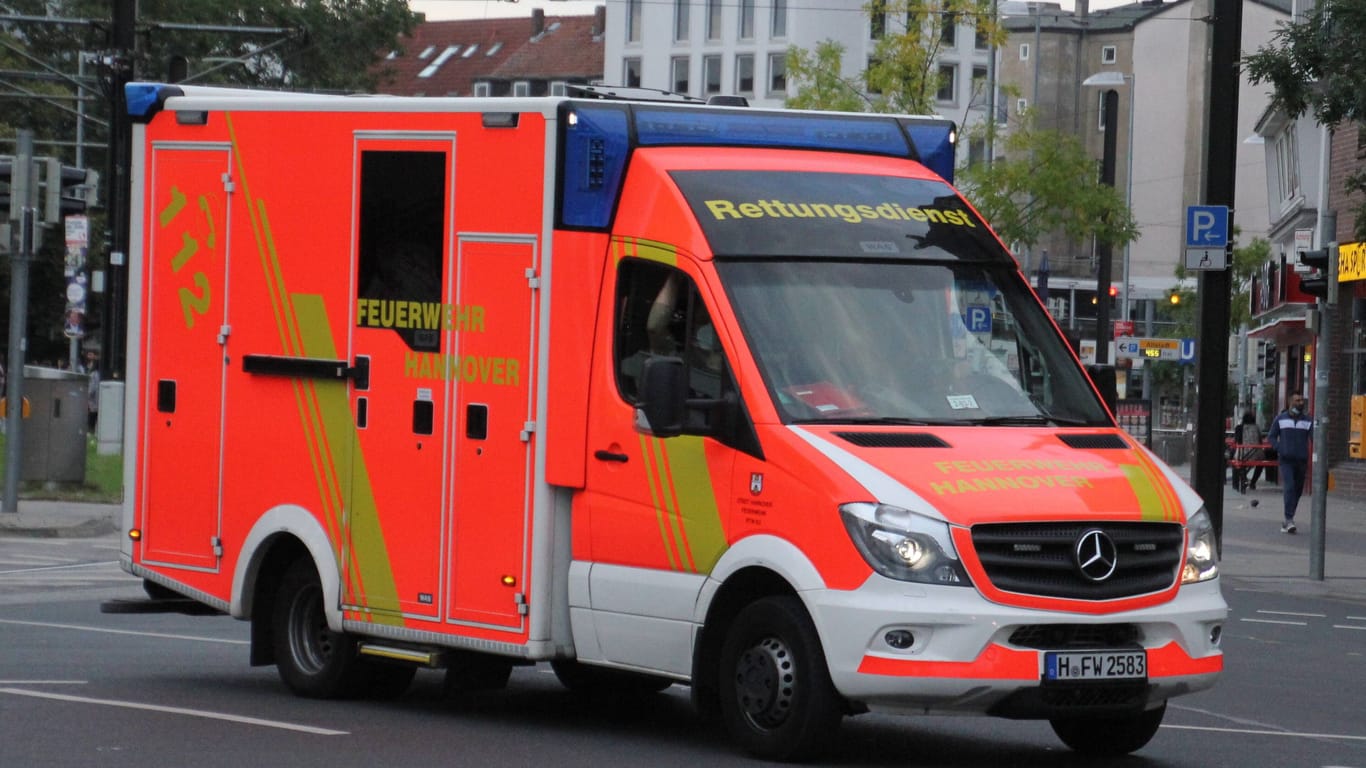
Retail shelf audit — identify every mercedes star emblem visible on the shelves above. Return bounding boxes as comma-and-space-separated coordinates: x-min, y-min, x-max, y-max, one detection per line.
1074, 529, 1119, 582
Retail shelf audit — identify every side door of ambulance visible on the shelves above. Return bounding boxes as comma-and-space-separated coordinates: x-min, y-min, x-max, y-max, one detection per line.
581, 250, 736, 674
344, 136, 453, 618
139, 143, 231, 570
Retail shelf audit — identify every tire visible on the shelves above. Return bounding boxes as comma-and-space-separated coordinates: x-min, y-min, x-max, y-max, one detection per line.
550, 659, 673, 695
271, 559, 366, 698
1050, 702, 1167, 756
717, 596, 842, 762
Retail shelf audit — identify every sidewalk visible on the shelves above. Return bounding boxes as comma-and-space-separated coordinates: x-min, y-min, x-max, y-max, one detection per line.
0, 499, 119, 538
1, 467, 1364, 602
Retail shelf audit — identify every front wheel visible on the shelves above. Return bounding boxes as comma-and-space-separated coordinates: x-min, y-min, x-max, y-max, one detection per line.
717, 596, 842, 762
271, 559, 365, 698
1050, 702, 1167, 756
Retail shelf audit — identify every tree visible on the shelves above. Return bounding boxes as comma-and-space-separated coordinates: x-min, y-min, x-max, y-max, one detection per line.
955, 109, 1137, 253
1244, 0, 1366, 240
786, 0, 1004, 114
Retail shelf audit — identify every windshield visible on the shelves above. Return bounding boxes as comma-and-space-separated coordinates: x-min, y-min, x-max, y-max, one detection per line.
718, 259, 1111, 427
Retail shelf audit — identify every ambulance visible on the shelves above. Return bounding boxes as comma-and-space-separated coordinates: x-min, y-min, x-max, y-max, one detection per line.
110, 82, 1226, 761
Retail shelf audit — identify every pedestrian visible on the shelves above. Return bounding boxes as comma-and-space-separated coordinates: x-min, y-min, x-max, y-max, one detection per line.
1266, 391, 1311, 534
1235, 411, 1265, 492
84, 351, 100, 432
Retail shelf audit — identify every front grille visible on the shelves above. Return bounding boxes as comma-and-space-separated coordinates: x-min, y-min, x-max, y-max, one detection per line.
971, 522, 1183, 600
1009, 623, 1141, 650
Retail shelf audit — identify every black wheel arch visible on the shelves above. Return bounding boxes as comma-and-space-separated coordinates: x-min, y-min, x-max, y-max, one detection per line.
247, 535, 311, 667
691, 566, 798, 721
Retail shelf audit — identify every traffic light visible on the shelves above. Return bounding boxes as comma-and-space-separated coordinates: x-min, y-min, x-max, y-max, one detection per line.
1168, 290, 1181, 306
41, 160, 99, 224
1298, 247, 1336, 303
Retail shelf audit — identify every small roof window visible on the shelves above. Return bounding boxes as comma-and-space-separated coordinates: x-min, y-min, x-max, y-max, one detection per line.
418, 45, 461, 78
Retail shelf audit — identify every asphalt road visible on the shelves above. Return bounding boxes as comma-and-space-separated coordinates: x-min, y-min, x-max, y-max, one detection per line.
2, 535, 1364, 767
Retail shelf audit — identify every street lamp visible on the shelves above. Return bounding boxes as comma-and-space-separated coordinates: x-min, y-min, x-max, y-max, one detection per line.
1083, 71, 1135, 323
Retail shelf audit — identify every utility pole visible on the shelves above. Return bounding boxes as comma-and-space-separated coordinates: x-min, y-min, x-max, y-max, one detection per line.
1192, 0, 1243, 549
4, 131, 37, 514
1094, 89, 1118, 366
101, 0, 136, 384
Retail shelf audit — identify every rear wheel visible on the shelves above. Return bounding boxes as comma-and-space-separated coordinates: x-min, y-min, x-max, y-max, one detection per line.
271, 559, 366, 698
717, 596, 842, 762
1050, 703, 1167, 756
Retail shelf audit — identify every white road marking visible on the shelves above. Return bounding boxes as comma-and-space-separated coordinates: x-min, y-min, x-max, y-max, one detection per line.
0, 688, 347, 736
1239, 618, 1308, 626
1333, 625, 1366, 631
0, 560, 120, 575
0, 680, 87, 685
1164, 724, 1366, 742
1256, 610, 1326, 618
0, 619, 247, 645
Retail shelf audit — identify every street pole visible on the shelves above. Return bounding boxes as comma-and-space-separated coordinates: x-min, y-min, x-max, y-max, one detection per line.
3, 131, 37, 514
1094, 89, 1118, 365
101, 0, 135, 383
1309, 178, 1336, 581
1193, 0, 1243, 550
1122, 74, 1135, 323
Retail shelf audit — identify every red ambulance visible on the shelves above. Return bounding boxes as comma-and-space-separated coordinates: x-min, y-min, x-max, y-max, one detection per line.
111, 82, 1225, 761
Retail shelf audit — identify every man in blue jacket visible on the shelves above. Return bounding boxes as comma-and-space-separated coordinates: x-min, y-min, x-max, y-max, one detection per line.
1267, 392, 1312, 534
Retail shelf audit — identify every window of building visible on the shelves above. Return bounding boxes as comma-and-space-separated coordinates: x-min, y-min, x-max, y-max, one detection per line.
771, 0, 787, 37
936, 64, 956, 102
550, 81, 568, 96
941, 12, 957, 46
740, 0, 755, 39
626, 0, 642, 43
473, 82, 491, 97
871, 0, 887, 38
736, 54, 755, 94
624, 58, 642, 88
513, 81, 530, 97
866, 57, 883, 94
1101, 45, 1117, 64
1097, 92, 1107, 130
1275, 124, 1300, 203
1017, 97, 1028, 115
707, 0, 722, 40
704, 55, 722, 94
672, 56, 691, 95
768, 52, 787, 95
972, 65, 987, 100
674, 0, 690, 42
1019, 43, 1030, 61
974, 19, 989, 49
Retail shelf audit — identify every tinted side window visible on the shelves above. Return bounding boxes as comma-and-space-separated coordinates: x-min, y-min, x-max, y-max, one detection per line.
614, 260, 724, 403
356, 150, 444, 351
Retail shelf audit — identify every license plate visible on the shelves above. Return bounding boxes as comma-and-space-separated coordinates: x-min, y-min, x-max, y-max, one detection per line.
1044, 650, 1147, 681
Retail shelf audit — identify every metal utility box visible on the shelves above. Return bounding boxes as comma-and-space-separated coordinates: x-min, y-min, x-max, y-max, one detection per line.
20, 365, 88, 484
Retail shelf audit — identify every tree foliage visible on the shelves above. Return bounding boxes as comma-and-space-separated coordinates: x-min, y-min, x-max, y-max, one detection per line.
786, 0, 1004, 114
1244, 0, 1366, 240
955, 110, 1137, 251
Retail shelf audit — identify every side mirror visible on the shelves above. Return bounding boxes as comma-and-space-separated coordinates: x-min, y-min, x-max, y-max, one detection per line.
1085, 363, 1118, 416
637, 356, 687, 438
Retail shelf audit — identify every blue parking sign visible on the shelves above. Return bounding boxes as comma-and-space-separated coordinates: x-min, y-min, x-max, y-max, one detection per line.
1186, 205, 1229, 248
965, 305, 992, 334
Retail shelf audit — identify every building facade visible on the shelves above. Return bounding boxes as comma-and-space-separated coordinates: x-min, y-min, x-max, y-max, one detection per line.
602, 0, 995, 165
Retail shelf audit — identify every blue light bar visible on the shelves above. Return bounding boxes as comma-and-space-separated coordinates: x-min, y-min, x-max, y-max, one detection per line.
633, 107, 913, 158
898, 117, 957, 184
126, 82, 165, 119
560, 104, 631, 229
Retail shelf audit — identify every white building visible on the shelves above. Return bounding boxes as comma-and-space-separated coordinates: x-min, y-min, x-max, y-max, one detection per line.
602, 0, 995, 163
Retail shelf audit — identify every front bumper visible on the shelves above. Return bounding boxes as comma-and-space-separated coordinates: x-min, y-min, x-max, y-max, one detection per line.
805, 574, 1226, 717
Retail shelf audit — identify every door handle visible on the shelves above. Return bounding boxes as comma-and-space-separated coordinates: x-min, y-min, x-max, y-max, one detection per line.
594, 450, 629, 463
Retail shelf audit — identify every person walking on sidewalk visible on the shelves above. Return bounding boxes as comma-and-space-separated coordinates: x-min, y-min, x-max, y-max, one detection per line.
1235, 411, 1265, 492
1267, 391, 1312, 534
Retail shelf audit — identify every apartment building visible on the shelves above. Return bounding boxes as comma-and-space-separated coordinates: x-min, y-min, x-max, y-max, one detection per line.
602, 0, 995, 164
999, 0, 1288, 296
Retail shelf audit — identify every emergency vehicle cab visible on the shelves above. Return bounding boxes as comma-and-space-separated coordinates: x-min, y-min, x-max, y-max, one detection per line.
110, 82, 1226, 761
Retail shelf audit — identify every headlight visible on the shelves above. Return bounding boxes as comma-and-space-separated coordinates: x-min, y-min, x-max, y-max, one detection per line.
840, 503, 971, 586
1181, 507, 1219, 584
